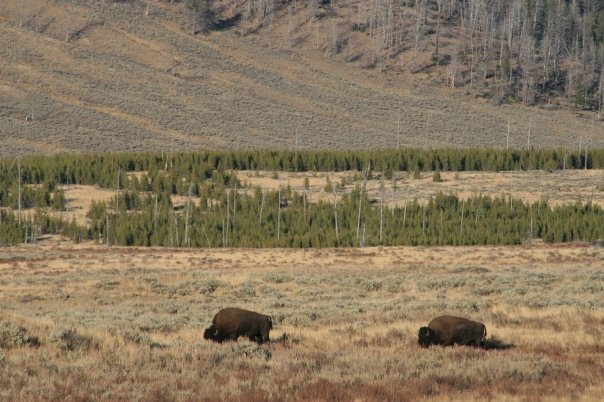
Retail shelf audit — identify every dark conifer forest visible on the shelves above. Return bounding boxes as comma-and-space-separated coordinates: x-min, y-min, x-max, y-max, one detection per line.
1, 148, 602, 247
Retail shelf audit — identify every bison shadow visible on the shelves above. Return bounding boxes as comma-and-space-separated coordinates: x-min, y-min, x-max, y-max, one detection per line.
481, 336, 514, 350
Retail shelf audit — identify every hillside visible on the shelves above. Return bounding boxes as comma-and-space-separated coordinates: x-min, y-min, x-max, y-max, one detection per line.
1, 0, 603, 156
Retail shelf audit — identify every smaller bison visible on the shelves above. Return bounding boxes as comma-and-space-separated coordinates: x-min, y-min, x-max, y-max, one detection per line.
418, 315, 486, 347
204, 307, 272, 344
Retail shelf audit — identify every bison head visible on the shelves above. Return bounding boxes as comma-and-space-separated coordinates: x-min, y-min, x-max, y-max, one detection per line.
418, 326, 437, 347
203, 325, 223, 342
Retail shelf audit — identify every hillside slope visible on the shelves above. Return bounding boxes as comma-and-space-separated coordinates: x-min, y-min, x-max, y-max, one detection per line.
0, 0, 602, 156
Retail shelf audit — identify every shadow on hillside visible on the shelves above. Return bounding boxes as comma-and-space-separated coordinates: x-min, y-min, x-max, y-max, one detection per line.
482, 336, 514, 350
214, 13, 241, 31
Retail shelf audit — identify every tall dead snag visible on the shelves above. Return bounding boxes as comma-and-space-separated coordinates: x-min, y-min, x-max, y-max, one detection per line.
460, 200, 465, 239
19, 0, 26, 28
356, 162, 371, 240
115, 167, 120, 216
17, 159, 22, 226
184, 181, 194, 247
332, 186, 339, 243
226, 186, 230, 247
186, 0, 212, 34
277, 186, 281, 242
379, 177, 385, 243
396, 112, 401, 149
259, 190, 265, 225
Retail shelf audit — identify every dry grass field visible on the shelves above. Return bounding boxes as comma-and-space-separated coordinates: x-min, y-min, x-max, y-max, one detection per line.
236, 169, 604, 208
1, 243, 603, 401
1, 0, 603, 157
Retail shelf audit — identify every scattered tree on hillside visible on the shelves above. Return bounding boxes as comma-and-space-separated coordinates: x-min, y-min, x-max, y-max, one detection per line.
220, 0, 604, 107
185, 0, 212, 34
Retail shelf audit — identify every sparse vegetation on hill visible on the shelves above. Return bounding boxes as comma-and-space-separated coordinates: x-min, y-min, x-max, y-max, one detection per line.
208, 0, 604, 108
1, 0, 603, 156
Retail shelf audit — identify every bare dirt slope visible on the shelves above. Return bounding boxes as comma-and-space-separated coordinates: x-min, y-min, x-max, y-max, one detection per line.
1, 0, 602, 156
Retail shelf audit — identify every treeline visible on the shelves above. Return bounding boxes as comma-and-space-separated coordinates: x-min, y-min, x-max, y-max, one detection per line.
0, 209, 81, 246
91, 189, 604, 247
1, 148, 603, 247
1, 147, 602, 196
3, 188, 600, 247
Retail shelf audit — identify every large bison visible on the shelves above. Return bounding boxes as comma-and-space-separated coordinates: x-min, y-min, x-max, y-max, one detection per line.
418, 315, 486, 347
204, 307, 273, 344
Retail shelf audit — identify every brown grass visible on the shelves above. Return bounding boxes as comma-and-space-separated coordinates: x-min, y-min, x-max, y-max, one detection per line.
1, 244, 603, 401
237, 169, 604, 208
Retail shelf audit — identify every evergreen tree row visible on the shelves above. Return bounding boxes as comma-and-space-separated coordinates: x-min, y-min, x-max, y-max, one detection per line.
0, 209, 83, 246
1, 147, 603, 199
2, 188, 602, 247
84, 189, 604, 248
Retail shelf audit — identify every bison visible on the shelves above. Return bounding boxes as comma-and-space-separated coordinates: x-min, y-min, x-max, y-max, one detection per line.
204, 307, 273, 344
418, 315, 486, 347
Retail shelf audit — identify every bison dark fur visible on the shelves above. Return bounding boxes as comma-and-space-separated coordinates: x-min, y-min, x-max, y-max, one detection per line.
204, 307, 273, 344
418, 315, 486, 347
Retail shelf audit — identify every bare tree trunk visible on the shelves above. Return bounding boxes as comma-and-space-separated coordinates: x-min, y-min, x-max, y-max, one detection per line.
529, 211, 533, 244
422, 205, 426, 236
391, 175, 396, 213
17, 159, 22, 226
19, 0, 25, 28
527, 115, 532, 149
259, 190, 265, 225
226, 187, 230, 247
316, 18, 320, 50
360, 223, 366, 247
397, 112, 400, 149
192, 9, 197, 35
402, 188, 409, 228
563, 149, 567, 171
507, 122, 510, 149
277, 186, 281, 242
65, 5, 73, 42
184, 181, 193, 247
303, 187, 307, 224
333, 186, 339, 243
379, 178, 384, 243
435, 16, 440, 72
459, 200, 465, 238
356, 162, 370, 239
174, 214, 179, 247
233, 182, 237, 225
154, 193, 158, 233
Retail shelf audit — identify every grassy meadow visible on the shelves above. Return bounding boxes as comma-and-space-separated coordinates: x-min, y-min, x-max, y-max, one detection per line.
1, 244, 603, 401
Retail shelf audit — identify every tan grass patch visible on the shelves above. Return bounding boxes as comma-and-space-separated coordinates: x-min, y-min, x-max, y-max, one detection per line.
0, 244, 602, 400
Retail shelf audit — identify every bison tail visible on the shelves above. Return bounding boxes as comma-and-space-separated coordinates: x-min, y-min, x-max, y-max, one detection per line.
268, 316, 273, 329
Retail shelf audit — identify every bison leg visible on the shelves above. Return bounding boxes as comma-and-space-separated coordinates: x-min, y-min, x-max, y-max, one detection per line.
248, 333, 266, 344
248, 330, 271, 344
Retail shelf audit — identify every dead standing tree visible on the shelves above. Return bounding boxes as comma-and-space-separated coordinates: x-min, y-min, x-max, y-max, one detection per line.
186, 0, 212, 34
356, 162, 371, 241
